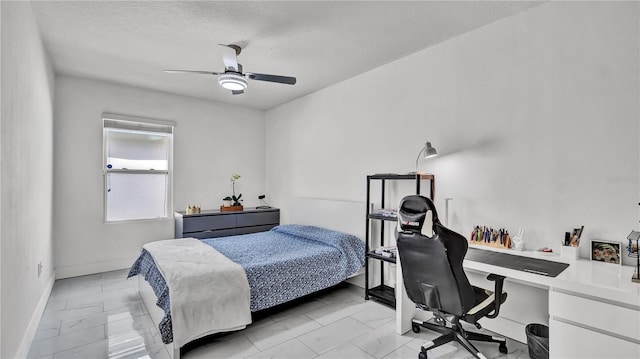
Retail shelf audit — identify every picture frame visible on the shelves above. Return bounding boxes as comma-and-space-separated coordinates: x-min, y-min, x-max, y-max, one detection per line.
590, 240, 622, 265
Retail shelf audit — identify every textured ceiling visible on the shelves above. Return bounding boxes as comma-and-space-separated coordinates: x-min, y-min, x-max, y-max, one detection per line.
31, 1, 544, 110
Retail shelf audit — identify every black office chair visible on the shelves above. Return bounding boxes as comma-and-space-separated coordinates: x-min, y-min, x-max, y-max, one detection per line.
395, 195, 508, 359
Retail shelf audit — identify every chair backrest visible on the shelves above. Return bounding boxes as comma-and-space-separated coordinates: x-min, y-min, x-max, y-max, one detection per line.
396, 195, 475, 316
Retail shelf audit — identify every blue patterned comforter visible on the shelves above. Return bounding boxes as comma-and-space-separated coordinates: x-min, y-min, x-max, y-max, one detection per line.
128, 225, 365, 344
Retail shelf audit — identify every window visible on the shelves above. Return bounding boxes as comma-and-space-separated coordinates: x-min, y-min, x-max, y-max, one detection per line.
103, 114, 175, 222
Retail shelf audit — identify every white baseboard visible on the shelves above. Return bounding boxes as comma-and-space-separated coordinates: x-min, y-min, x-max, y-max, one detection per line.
56, 257, 135, 279
346, 271, 364, 288
16, 270, 56, 359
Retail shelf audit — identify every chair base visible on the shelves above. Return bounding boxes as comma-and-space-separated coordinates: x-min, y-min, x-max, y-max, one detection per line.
412, 318, 507, 359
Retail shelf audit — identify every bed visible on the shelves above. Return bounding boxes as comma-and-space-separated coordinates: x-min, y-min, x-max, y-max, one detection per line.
129, 199, 365, 359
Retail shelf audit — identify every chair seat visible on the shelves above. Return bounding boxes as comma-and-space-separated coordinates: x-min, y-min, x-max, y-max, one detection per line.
463, 286, 507, 324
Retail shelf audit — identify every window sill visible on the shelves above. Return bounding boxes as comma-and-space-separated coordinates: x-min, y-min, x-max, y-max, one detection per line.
104, 216, 172, 225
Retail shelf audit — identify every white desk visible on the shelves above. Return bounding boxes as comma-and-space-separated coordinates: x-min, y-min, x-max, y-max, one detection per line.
395, 245, 640, 358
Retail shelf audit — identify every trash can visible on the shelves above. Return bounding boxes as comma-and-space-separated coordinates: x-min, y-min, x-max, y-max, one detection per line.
525, 323, 549, 359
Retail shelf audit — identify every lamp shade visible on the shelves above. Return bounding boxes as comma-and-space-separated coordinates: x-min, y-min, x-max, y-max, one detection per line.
424, 142, 438, 158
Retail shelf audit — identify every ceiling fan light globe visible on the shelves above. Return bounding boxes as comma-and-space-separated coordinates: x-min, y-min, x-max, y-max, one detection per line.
218, 73, 248, 91
221, 81, 246, 91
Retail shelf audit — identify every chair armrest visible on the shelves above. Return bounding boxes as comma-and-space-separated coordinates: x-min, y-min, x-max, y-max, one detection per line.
485, 273, 506, 319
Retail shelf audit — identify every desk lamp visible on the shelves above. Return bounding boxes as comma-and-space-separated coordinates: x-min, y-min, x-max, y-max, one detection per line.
414, 141, 438, 174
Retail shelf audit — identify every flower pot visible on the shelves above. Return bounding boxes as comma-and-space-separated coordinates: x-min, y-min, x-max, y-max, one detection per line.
220, 205, 243, 212
223, 200, 232, 207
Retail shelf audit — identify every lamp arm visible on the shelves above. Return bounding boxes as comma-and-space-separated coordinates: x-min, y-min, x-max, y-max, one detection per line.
415, 147, 426, 173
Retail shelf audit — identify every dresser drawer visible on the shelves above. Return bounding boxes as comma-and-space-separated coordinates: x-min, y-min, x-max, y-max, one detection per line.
237, 211, 279, 227
183, 214, 236, 233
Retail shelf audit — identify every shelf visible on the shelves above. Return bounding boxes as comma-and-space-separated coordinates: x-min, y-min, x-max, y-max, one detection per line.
368, 173, 434, 180
366, 251, 397, 263
368, 213, 397, 221
365, 172, 434, 308
366, 285, 396, 307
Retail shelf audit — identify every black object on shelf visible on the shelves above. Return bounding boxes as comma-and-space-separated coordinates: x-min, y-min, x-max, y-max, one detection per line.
366, 251, 397, 264
364, 173, 435, 307
368, 208, 398, 221
367, 285, 396, 307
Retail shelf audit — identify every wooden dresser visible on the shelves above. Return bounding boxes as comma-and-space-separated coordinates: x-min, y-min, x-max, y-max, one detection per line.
174, 207, 280, 239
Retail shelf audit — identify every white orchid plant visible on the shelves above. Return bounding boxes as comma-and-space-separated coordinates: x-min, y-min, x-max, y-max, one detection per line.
224, 173, 242, 206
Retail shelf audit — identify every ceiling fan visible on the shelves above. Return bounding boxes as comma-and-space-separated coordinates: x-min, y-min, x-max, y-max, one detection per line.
165, 44, 296, 95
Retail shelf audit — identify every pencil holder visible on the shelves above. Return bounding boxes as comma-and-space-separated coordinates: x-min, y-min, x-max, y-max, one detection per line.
560, 245, 579, 260
469, 226, 511, 249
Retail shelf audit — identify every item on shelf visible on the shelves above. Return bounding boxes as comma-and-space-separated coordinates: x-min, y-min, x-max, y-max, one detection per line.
256, 194, 271, 209
533, 247, 560, 257
560, 226, 584, 260
627, 230, 639, 283
220, 205, 243, 212
511, 228, 525, 251
469, 226, 512, 249
413, 140, 438, 174
372, 209, 397, 218
224, 173, 243, 207
375, 245, 397, 258
563, 226, 584, 247
560, 245, 579, 260
186, 205, 201, 214
221, 174, 243, 211
590, 240, 621, 264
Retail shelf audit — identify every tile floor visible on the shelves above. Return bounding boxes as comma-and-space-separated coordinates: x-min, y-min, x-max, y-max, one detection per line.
28, 270, 530, 359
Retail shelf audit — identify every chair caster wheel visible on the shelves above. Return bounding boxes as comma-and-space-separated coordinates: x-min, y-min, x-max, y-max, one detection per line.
418, 350, 427, 359
412, 323, 421, 333
499, 343, 508, 354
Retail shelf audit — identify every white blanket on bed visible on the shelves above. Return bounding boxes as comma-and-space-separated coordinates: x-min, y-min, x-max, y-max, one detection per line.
143, 238, 251, 347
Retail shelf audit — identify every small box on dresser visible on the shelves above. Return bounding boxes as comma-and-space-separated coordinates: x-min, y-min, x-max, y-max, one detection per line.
175, 207, 280, 239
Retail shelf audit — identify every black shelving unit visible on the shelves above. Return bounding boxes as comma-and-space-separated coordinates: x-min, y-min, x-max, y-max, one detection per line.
364, 173, 435, 307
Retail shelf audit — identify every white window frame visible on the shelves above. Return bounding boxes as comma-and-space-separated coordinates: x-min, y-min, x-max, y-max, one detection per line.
102, 113, 175, 223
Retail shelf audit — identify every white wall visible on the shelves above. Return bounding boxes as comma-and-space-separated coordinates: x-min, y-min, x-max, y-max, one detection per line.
1, 2, 56, 358
266, 1, 639, 263
54, 76, 265, 278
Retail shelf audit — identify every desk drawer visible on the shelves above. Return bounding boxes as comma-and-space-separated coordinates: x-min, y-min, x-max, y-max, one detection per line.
183, 214, 236, 233
549, 289, 640, 340
549, 318, 640, 358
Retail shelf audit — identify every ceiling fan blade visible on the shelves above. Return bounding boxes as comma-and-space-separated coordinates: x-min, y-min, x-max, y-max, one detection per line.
245, 72, 296, 85
231, 90, 244, 95
165, 70, 221, 75
219, 44, 240, 72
